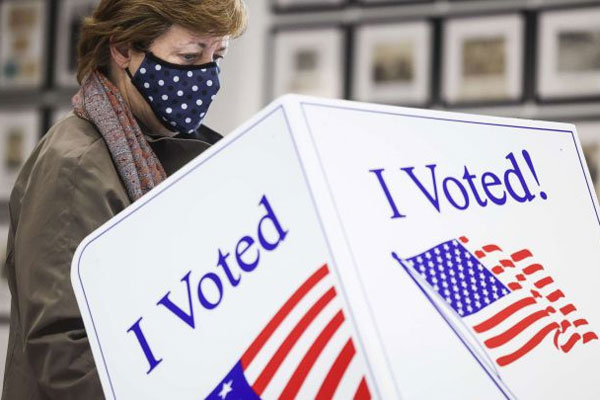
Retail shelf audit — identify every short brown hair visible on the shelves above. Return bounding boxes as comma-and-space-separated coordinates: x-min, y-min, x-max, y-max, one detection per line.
76, 0, 248, 83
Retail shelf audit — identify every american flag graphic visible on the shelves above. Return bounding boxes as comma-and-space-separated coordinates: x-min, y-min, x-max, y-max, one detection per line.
205, 264, 372, 400
393, 236, 598, 375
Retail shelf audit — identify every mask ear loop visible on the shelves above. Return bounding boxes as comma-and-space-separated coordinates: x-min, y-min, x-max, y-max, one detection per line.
125, 50, 151, 80
125, 67, 136, 81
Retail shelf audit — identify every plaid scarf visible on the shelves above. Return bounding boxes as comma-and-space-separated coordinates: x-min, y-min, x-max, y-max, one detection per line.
72, 71, 167, 202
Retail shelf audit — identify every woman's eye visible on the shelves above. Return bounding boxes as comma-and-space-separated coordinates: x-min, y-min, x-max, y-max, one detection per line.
181, 54, 198, 62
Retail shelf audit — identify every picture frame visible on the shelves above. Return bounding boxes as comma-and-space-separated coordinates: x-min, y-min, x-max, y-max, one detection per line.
54, 0, 99, 88
271, 0, 346, 13
576, 120, 600, 199
0, 0, 47, 89
352, 20, 432, 106
271, 26, 346, 100
537, 6, 600, 102
441, 13, 525, 106
0, 109, 40, 199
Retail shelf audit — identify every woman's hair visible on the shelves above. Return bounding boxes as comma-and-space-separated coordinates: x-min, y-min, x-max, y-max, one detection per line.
76, 0, 248, 83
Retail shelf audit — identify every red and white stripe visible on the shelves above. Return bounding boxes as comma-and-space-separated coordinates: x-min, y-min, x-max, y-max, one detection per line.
459, 236, 598, 367
241, 264, 372, 399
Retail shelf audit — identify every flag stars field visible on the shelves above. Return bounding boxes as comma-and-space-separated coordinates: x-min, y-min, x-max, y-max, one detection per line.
393, 235, 598, 369
218, 380, 233, 399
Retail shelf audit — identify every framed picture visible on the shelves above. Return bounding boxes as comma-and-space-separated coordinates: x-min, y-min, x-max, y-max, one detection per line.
576, 121, 600, 199
442, 14, 525, 105
537, 6, 600, 101
271, 27, 346, 100
272, 0, 346, 13
352, 20, 432, 106
0, 0, 47, 88
55, 0, 99, 88
0, 110, 40, 199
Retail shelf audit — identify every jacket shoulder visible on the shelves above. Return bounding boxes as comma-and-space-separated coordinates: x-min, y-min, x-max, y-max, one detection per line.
11, 112, 124, 209
3, 113, 125, 400
43, 112, 105, 160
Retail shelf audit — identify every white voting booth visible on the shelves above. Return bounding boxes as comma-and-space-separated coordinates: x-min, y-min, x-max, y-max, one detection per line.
72, 95, 600, 400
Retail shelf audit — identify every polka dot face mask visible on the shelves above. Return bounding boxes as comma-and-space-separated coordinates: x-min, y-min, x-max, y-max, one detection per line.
127, 52, 221, 134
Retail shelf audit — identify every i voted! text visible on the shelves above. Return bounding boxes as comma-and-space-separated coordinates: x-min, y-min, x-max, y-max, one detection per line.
370, 149, 548, 219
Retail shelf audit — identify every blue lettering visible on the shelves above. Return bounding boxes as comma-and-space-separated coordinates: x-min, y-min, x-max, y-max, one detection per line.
127, 317, 162, 374
371, 149, 546, 218
198, 273, 224, 310
504, 152, 535, 203
443, 177, 470, 210
236, 236, 260, 272
157, 271, 196, 329
463, 166, 487, 207
217, 249, 240, 287
401, 165, 441, 212
482, 172, 507, 205
258, 195, 289, 251
369, 168, 406, 219
522, 149, 548, 200
128, 194, 289, 374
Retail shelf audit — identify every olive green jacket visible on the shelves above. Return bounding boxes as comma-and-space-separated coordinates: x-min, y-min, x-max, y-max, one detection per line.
1, 112, 220, 399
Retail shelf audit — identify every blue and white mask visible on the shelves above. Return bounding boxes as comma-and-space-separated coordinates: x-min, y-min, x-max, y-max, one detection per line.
127, 52, 220, 134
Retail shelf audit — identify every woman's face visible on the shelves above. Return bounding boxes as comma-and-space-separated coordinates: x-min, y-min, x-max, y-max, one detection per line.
115, 25, 229, 136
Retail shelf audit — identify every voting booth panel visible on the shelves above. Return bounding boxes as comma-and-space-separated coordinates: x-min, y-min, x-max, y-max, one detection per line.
291, 99, 600, 400
71, 105, 376, 400
72, 95, 600, 400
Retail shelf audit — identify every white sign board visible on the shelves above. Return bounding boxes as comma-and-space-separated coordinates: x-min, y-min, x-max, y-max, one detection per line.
72, 95, 600, 400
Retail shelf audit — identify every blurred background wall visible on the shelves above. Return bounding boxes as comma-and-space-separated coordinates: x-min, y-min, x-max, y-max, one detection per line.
0, 0, 598, 390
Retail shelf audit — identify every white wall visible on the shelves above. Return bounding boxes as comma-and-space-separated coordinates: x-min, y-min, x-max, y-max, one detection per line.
204, 0, 272, 135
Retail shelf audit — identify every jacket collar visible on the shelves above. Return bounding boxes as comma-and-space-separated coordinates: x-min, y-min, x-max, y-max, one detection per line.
174, 124, 222, 145
144, 124, 223, 177
142, 123, 223, 145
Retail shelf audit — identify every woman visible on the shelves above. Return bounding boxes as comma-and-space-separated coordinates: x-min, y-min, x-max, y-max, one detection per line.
2, 1, 248, 398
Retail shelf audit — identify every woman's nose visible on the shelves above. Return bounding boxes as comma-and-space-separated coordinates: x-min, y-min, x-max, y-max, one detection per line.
198, 52, 215, 65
